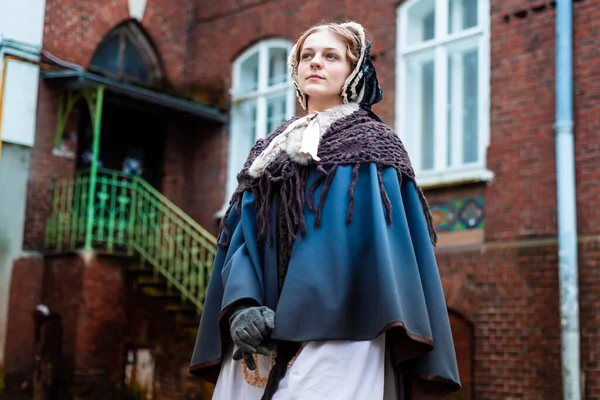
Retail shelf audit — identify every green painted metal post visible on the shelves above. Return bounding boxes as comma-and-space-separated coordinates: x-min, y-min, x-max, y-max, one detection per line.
55, 93, 65, 149
54, 91, 82, 149
84, 86, 105, 250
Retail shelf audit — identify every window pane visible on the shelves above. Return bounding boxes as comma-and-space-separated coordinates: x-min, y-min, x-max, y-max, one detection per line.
447, 47, 479, 166
234, 100, 258, 155
421, 60, 435, 171
407, 0, 435, 45
462, 49, 478, 163
90, 34, 122, 75
448, 0, 478, 34
239, 53, 259, 93
423, 11, 435, 41
268, 48, 288, 86
122, 38, 149, 83
447, 57, 453, 167
266, 94, 287, 134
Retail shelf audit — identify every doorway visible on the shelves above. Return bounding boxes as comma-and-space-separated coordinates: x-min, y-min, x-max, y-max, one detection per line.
446, 311, 474, 400
76, 97, 167, 190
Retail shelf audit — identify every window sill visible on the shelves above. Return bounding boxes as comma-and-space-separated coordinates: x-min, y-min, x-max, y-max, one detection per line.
416, 168, 494, 189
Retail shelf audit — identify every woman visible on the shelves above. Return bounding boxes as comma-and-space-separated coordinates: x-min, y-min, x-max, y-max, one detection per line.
190, 22, 461, 400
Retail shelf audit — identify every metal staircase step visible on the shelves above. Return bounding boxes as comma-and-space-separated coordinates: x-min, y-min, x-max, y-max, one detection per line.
127, 266, 155, 275
182, 327, 198, 336
135, 276, 165, 287
176, 314, 200, 328
140, 287, 181, 300
164, 303, 197, 314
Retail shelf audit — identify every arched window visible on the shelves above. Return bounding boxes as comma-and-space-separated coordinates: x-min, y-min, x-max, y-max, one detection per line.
223, 39, 295, 210
89, 20, 163, 87
397, 0, 491, 187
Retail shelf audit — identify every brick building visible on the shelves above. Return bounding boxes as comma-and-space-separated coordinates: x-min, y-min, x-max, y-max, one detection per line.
0, 0, 598, 399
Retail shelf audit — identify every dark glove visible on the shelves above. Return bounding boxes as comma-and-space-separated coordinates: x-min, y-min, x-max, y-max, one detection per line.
229, 306, 275, 370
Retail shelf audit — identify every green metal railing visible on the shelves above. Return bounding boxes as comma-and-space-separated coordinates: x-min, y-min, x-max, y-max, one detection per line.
45, 168, 218, 313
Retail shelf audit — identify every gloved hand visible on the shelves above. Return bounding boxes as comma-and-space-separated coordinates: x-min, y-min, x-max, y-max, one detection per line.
229, 306, 276, 370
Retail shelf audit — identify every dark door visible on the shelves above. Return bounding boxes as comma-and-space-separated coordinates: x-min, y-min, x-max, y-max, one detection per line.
446, 311, 474, 400
33, 312, 62, 400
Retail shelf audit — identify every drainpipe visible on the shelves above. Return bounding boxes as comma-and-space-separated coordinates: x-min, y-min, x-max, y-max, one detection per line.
555, 0, 581, 399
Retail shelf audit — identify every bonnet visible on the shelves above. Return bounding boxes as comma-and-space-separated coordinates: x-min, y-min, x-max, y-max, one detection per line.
287, 22, 383, 111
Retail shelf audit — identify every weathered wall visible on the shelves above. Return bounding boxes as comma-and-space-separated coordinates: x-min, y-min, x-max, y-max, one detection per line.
0, 0, 48, 369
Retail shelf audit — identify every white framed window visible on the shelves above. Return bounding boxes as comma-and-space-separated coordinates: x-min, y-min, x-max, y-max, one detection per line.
218, 39, 295, 216
396, 0, 492, 187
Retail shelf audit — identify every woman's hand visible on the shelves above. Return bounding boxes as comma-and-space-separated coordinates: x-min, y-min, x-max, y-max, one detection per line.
229, 306, 276, 370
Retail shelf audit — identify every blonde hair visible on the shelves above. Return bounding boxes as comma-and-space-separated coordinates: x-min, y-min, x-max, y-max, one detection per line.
293, 22, 368, 71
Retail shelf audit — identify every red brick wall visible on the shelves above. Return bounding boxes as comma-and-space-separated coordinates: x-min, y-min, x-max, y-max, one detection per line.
185, 121, 228, 233
486, 0, 600, 241
23, 84, 78, 250
486, 2, 558, 242
160, 119, 226, 235
571, 0, 600, 237
437, 243, 564, 399
579, 237, 600, 399
4, 254, 45, 386
41, 253, 85, 393
6, 250, 209, 399
74, 254, 127, 393
42, 0, 192, 89
162, 120, 189, 211
42, 252, 127, 399
125, 289, 209, 400
438, 238, 600, 400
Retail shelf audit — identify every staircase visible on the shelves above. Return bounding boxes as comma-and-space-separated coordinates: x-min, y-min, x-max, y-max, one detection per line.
45, 168, 218, 333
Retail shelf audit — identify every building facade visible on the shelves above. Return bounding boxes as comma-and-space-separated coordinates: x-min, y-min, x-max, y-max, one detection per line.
0, 0, 48, 389
1, 0, 598, 399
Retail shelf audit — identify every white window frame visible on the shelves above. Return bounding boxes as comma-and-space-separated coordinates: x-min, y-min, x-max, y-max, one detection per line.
217, 39, 295, 217
396, 0, 493, 188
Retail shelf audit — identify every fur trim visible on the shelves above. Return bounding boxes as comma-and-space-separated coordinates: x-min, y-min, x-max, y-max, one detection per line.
340, 22, 367, 105
287, 43, 308, 111
249, 103, 359, 177
287, 103, 358, 164
248, 118, 304, 178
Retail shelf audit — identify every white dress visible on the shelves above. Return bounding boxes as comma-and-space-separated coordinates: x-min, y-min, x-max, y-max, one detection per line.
212, 334, 398, 400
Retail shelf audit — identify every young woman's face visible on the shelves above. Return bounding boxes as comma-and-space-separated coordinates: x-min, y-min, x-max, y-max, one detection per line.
298, 30, 352, 110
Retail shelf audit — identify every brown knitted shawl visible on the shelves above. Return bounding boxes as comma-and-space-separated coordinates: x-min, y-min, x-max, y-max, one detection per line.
219, 108, 437, 259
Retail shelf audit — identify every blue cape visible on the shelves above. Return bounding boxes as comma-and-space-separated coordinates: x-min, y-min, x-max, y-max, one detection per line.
190, 163, 461, 399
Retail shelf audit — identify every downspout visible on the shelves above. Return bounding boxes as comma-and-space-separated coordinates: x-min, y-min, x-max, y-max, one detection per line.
555, 0, 581, 399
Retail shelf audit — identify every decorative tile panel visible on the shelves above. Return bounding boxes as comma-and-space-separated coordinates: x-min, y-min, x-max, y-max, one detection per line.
430, 197, 484, 233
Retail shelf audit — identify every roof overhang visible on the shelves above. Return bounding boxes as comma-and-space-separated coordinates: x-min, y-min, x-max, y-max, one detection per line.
42, 69, 227, 123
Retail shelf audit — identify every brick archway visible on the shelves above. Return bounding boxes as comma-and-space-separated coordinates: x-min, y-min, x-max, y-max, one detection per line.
89, 19, 164, 88
441, 274, 479, 400
447, 312, 474, 400
441, 273, 479, 321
